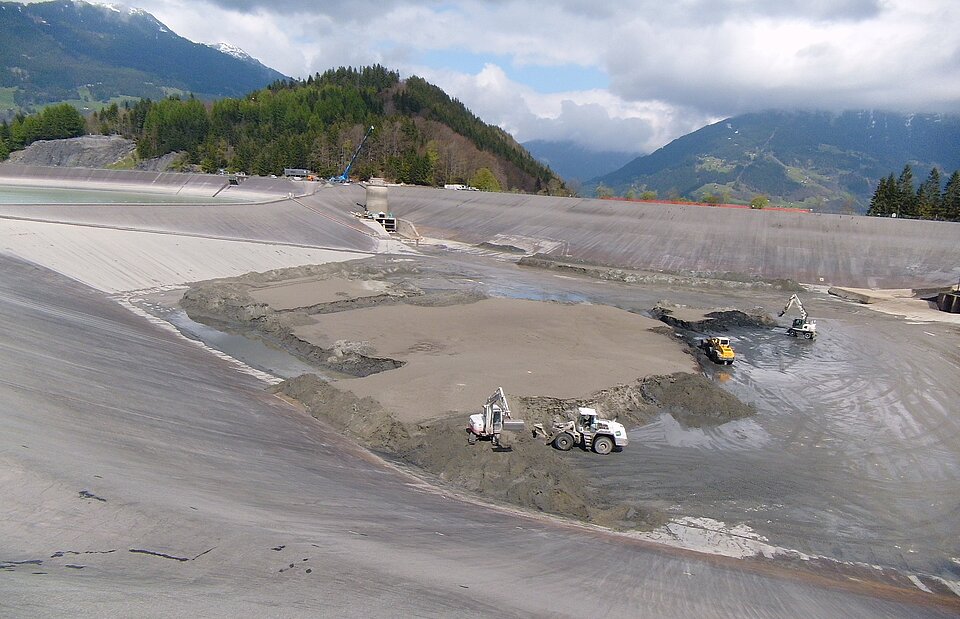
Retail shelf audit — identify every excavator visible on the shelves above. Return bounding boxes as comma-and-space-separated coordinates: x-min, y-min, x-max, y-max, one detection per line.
779, 294, 817, 339
467, 387, 526, 448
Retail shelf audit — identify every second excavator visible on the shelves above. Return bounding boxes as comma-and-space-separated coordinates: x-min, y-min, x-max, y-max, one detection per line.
779, 294, 817, 339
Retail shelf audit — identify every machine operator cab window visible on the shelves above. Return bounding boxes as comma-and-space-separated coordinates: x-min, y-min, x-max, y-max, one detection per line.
490, 404, 503, 430
578, 408, 598, 431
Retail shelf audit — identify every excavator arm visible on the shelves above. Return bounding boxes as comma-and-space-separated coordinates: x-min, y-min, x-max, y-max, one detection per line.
778, 294, 807, 320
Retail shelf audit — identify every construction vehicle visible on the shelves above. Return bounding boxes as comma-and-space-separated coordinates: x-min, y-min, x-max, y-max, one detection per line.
467, 387, 526, 447
699, 336, 735, 365
329, 125, 374, 184
533, 408, 628, 455
779, 294, 817, 339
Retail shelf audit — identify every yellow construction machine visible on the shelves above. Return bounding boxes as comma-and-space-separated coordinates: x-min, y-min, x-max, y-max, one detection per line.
699, 336, 736, 365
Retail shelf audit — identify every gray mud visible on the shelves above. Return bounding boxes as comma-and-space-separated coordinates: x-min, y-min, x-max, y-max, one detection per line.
273, 372, 745, 530
179, 258, 484, 377
650, 301, 778, 332
519, 254, 803, 291
184, 258, 757, 528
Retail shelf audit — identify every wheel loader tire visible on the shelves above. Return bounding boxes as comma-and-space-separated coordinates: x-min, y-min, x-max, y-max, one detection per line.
553, 433, 574, 451
804, 332, 813, 340
593, 435, 614, 455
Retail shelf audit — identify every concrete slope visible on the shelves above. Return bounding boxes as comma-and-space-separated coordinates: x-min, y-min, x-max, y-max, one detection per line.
0, 163, 320, 201
2, 255, 954, 618
0, 172, 387, 292
388, 187, 960, 288
0, 197, 379, 252
0, 163, 241, 197
0, 166, 379, 252
0, 219, 372, 293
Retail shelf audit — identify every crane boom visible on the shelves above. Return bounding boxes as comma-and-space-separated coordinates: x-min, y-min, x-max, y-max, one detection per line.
330, 125, 374, 184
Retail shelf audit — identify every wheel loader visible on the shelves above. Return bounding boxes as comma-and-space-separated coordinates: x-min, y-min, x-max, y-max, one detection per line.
699, 336, 735, 365
533, 408, 628, 455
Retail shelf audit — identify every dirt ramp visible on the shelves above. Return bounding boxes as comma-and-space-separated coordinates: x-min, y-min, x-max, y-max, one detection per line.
274, 373, 409, 450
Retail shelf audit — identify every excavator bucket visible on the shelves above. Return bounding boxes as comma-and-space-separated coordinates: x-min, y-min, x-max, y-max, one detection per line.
502, 420, 526, 432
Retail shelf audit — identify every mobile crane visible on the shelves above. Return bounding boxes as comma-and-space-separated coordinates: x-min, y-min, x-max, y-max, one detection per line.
779, 294, 817, 339
329, 125, 374, 184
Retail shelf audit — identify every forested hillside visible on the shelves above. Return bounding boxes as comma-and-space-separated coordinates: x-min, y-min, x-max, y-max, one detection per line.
0, 103, 86, 159
87, 66, 564, 193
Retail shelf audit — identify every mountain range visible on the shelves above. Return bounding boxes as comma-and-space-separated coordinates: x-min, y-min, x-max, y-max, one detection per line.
522, 140, 640, 188
0, 0, 286, 117
591, 110, 960, 212
2, 0, 957, 210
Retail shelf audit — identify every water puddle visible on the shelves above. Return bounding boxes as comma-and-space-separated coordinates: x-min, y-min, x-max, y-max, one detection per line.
134, 299, 320, 380
632, 413, 771, 451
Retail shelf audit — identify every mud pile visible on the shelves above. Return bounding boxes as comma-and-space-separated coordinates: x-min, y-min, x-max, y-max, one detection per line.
186, 259, 756, 529
276, 374, 409, 450
273, 371, 751, 530
638, 374, 754, 427
650, 301, 777, 332
180, 259, 433, 377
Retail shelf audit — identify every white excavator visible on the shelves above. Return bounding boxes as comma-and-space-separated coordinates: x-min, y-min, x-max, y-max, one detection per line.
779, 294, 817, 339
467, 387, 526, 448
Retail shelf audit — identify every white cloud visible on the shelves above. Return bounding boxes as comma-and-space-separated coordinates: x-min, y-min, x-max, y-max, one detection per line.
413, 64, 714, 153
103, 0, 960, 152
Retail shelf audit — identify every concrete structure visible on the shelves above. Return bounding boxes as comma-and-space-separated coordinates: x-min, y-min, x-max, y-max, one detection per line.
386, 186, 960, 289
3, 165, 957, 289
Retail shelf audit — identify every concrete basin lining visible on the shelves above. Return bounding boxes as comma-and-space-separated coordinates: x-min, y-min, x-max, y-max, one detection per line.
388, 186, 960, 288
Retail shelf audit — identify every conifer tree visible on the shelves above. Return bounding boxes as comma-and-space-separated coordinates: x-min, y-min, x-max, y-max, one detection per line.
867, 174, 897, 216
895, 165, 917, 217
943, 170, 960, 222
917, 168, 943, 219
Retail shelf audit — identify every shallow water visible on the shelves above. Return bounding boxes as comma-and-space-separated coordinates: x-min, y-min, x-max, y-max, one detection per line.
135, 299, 320, 380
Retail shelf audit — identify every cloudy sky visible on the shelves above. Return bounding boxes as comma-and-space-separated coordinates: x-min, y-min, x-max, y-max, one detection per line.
114, 1, 960, 154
